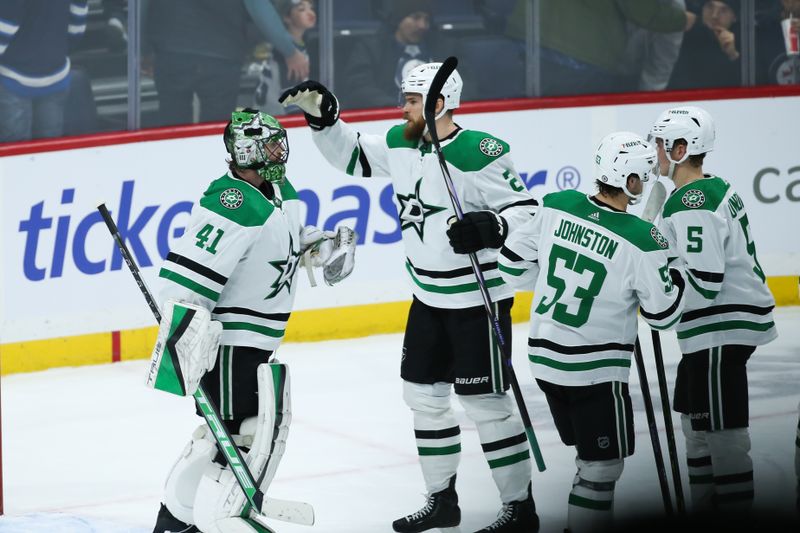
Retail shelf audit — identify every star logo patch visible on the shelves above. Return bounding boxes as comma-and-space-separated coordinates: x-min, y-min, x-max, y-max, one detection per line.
266, 234, 301, 299
396, 178, 446, 241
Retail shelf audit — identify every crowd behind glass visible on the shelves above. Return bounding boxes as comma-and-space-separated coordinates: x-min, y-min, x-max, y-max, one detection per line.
0, 0, 798, 143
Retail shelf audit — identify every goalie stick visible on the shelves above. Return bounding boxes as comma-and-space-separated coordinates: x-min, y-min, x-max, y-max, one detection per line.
98, 203, 314, 527
424, 56, 545, 472
641, 181, 686, 514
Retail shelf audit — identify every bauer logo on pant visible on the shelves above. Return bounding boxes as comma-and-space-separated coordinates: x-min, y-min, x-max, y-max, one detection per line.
681, 189, 706, 209
220, 188, 244, 209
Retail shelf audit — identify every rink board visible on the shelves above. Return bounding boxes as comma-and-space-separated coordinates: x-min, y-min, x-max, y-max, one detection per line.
1, 92, 798, 375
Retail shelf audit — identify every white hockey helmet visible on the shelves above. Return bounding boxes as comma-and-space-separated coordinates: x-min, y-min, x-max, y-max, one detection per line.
400, 62, 462, 117
648, 106, 715, 161
595, 131, 657, 204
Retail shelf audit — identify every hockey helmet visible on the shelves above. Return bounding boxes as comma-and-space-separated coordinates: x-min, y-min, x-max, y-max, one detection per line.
594, 131, 657, 203
400, 62, 462, 116
224, 109, 289, 184
648, 106, 715, 163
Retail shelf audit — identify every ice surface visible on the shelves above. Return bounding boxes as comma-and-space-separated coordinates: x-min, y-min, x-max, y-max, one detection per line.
2, 309, 799, 532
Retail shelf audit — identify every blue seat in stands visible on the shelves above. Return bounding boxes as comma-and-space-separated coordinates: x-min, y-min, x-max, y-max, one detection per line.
459, 35, 525, 99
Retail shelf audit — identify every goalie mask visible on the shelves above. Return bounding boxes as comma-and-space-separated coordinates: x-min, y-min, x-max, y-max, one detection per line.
648, 106, 715, 179
224, 109, 289, 184
595, 131, 657, 204
400, 62, 462, 119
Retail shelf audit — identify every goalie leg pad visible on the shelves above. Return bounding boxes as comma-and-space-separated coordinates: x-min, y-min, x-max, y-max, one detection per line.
194, 363, 291, 533
163, 424, 218, 525
403, 381, 460, 494
147, 300, 221, 396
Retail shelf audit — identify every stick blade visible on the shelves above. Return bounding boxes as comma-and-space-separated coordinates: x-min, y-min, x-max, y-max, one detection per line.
642, 180, 667, 223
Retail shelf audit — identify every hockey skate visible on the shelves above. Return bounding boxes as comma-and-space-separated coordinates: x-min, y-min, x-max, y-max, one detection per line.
474, 484, 538, 533
153, 503, 199, 533
392, 475, 461, 532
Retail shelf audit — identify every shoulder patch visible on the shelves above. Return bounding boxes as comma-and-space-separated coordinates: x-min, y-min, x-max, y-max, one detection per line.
479, 137, 504, 157
220, 188, 244, 209
650, 226, 668, 249
681, 189, 705, 209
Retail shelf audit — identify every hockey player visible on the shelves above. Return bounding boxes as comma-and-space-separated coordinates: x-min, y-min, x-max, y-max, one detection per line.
648, 106, 777, 514
498, 132, 685, 533
280, 63, 539, 532
151, 108, 356, 533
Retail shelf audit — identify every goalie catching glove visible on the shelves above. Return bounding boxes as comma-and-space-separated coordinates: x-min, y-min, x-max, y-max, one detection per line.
279, 80, 339, 131
446, 211, 508, 254
146, 300, 221, 396
299, 225, 357, 286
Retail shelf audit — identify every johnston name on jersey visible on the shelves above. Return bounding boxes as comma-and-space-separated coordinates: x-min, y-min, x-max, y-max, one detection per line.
658, 176, 777, 354
312, 120, 538, 308
158, 173, 303, 351
499, 190, 685, 386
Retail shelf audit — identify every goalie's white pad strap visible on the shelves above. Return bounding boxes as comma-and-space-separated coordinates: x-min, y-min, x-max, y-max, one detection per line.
193, 363, 292, 533
164, 425, 217, 524
147, 300, 221, 396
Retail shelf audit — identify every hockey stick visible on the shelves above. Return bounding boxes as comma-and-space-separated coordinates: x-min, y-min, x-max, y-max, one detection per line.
97, 203, 314, 526
423, 56, 545, 472
641, 181, 686, 514
633, 337, 673, 514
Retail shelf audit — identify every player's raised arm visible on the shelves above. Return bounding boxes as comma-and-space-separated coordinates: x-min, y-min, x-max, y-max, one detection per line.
280, 80, 392, 177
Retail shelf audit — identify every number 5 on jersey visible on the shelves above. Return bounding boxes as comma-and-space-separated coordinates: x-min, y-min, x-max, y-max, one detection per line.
196, 224, 224, 254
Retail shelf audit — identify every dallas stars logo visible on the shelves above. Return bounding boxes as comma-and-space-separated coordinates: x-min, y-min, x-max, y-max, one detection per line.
396, 178, 446, 241
266, 234, 301, 299
682, 189, 706, 208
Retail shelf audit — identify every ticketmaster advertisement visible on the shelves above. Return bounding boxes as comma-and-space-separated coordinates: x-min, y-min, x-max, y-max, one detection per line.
1, 96, 798, 345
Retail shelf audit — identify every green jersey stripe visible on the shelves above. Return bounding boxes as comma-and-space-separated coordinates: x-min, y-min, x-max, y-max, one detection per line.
405, 262, 505, 294
529, 355, 631, 371
221, 321, 285, 338
160, 268, 220, 301
677, 320, 775, 340
346, 144, 359, 176
687, 272, 720, 300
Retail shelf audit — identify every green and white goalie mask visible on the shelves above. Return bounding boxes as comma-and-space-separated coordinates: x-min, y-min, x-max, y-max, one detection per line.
224, 109, 289, 184
146, 300, 222, 396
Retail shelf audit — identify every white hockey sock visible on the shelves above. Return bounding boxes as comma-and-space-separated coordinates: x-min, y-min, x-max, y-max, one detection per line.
706, 427, 753, 510
567, 457, 622, 533
403, 381, 461, 494
681, 415, 715, 512
459, 392, 531, 503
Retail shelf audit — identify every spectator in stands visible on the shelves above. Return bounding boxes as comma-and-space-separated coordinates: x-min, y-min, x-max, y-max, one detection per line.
625, 0, 688, 91
756, 0, 800, 85
669, 0, 741, 89
506, 0, 696, 96
144, 0, 310, 126
253, 0, 317, 116
338, 0, 457, 109
0, 0, 88, 143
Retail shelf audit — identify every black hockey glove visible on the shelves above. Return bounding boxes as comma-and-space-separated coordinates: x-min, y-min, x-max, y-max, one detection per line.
279, 80, 340, 131
669, 267, 685, 291
446, 211, 508, 254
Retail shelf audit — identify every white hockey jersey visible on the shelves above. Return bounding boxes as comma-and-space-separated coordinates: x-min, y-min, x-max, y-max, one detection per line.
499, 190, 685, 386
658, 176, 777, 353
158, 173, 303, 351
313, 120, 537, 309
